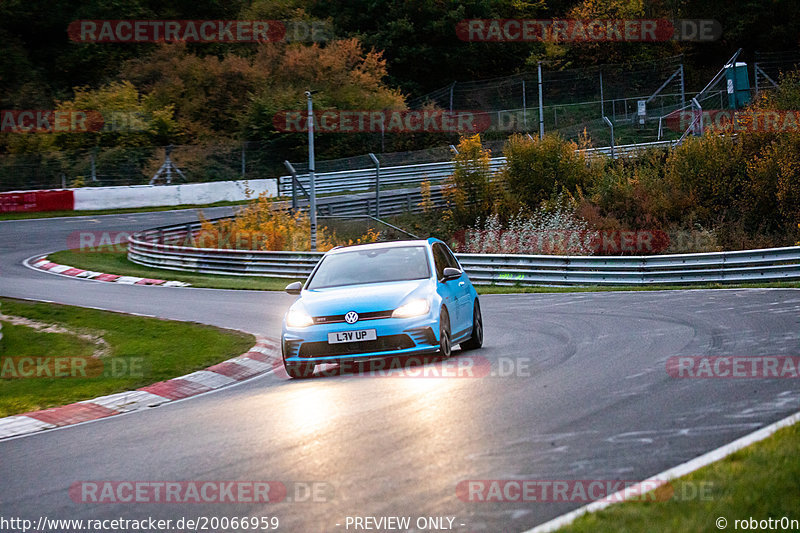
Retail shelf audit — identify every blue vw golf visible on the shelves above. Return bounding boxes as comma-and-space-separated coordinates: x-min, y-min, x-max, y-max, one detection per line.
281, 238, 483, 378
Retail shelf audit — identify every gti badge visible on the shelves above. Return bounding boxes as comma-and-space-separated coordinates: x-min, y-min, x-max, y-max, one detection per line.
344, 311, 359, 324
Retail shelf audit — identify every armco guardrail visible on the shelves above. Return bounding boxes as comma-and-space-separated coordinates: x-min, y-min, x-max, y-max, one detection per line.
279, 140, 677, 197
128, 221, 800, 286
280, 159, 504, 197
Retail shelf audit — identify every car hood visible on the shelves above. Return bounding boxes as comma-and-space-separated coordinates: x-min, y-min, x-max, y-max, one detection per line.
297, 279, 432, 316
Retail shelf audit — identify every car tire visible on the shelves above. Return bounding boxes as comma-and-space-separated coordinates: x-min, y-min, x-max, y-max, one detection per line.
439, 307, 452, 358
461, 299, 483, 351
282, 339, 315, 379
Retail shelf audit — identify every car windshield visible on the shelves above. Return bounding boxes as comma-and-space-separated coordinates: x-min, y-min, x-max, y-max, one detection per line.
306, 245, 431, 289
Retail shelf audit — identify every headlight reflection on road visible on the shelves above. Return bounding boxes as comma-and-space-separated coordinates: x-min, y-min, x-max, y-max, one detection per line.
281, 384, 339, 439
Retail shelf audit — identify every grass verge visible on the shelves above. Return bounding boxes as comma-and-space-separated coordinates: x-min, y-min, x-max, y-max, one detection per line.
555, 421, 800, 532
0, 199, 251, 221
46, 247, 800, 293
48, 247, 302, 291
0, 297, 254, 417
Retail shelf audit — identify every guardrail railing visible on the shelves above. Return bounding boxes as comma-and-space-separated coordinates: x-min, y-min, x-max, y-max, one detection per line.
128, 219, 800, 286
278, 140, 677, 198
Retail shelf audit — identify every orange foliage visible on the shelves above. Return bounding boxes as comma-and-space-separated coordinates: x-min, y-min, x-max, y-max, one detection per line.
194, 193, 380, 252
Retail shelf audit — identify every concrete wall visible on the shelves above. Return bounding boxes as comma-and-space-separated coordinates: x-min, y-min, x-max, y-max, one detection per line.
73, 178, 277, 210
0, 179, 278, 213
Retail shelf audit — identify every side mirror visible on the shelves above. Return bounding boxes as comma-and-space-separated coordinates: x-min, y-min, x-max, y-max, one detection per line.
441, 267, 462, 282
285, 281, 303, 295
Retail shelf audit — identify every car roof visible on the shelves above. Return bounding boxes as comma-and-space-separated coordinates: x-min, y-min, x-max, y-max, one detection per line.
326, 238, 440, 254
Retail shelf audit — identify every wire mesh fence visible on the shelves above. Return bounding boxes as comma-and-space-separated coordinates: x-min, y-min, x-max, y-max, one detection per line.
754, 50, 800, 92
0, 141, 282, 192
408, 55, 689, 144
4, 51, 798, 193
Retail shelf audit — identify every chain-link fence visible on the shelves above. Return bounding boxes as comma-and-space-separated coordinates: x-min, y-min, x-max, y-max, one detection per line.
4, 51, 798, 193
0, 141, 283, 193
754, 50, 800, 93
408, 55, 689, 145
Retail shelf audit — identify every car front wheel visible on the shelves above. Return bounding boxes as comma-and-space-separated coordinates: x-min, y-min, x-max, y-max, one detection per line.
461, 299, 483, 351
439, 307, 452, 358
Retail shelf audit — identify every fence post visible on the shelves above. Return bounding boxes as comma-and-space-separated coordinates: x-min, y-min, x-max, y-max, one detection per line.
284, 160, 298, 210
522, 80, 527, 129
305, 91, 317, 251
241, 143, 246, 179
692, 97, 703, 136
603, 116, 615, 159
368, 152, 380, 218
538, 61, 544, 138
90, 148, 97, 182
599, 69, 604, 119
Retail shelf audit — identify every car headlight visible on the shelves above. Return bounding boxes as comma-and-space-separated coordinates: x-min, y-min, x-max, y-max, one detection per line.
286, 308, 314, 328
392, 298, 430, 318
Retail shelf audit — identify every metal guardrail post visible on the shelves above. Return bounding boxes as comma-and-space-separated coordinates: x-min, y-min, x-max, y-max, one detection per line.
283, 160, 299, 210
184, 223, 194, 246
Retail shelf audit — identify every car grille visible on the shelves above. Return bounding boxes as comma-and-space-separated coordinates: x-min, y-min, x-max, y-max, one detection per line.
299, 334, 415, 358
312, 310, 393, 325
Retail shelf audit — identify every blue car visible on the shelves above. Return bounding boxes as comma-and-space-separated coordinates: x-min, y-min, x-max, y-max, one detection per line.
281, 238, 483, 378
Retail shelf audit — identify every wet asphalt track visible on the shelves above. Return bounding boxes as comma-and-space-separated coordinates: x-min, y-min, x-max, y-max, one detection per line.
1, 209, 799, 532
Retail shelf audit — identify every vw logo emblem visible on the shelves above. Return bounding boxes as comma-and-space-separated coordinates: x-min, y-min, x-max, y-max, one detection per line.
344, 311, 359, 324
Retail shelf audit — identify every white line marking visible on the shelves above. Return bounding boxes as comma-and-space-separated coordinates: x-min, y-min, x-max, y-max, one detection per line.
524, 409, 800, 533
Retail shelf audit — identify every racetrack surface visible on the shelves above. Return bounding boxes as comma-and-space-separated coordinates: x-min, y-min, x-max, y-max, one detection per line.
1, 210, 799, 532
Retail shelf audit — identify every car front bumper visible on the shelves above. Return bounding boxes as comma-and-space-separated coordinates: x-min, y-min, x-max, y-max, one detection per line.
282, 314, 441, 365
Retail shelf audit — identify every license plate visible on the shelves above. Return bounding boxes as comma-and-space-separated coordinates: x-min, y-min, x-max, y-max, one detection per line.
327, 329, 377, 344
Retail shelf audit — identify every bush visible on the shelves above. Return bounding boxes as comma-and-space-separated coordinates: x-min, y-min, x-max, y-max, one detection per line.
459, 195, 598, 255
665, 134, 747, 226
586, 148, 687, 229
443, 134, 496, 227
501, 133, 592, 211
194, 193, 379, 252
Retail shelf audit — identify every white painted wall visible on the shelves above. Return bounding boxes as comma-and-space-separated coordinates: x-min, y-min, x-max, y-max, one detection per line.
72, 179, 278, 211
